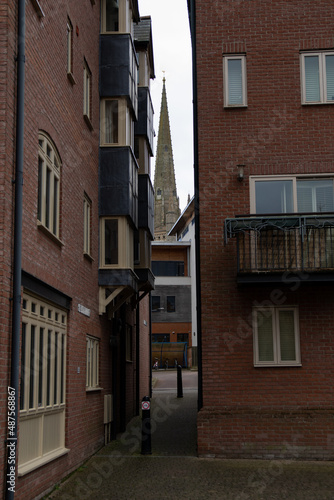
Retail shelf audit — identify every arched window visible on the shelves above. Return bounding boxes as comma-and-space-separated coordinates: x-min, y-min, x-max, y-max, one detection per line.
37, 132, 61, 238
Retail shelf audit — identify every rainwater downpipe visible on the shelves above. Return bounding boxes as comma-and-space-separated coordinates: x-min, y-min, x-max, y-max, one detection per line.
5, 0, 25, 498
188, 0, 203, 410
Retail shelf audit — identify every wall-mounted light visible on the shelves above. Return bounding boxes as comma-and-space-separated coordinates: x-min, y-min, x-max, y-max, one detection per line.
237, 164, 245, 182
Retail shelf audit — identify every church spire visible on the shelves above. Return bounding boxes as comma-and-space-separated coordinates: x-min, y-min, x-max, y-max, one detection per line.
154, 77, 180, 240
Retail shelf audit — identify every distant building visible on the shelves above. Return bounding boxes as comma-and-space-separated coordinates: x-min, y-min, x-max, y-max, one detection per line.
153, 78, 180, 240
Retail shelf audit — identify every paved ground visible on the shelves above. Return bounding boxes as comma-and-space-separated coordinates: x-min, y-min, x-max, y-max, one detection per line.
45, 370, 334, 500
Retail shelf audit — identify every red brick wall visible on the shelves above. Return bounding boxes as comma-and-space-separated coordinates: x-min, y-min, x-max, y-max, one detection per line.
196, 0, 334, 459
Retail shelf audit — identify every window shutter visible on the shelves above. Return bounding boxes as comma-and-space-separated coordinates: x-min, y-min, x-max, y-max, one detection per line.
304, 55, 320, 102
257, 310, 274, 362
325, 55, 334, 101
279, 310, 296, 361
228, 59, 243, 105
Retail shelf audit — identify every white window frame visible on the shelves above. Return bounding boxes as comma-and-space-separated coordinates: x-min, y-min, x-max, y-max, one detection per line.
100, 216, 134, 269
83, 193, 92, 257
253, 306, 301, 367
101, 0, 132, 34
83, 59, 92, 125
19, 293, 68, 475
301, 51, 334, 104
223, 54, 247, 108
86, 336, 100, 390
37, 132, 61, 239
250, 175, 334, 214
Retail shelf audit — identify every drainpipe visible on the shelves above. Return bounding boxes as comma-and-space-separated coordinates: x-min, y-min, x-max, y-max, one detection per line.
5, 0, 26, 498
188, 0, 203, 410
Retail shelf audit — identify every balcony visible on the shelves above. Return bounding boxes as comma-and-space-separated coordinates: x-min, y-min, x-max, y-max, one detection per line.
225, 214, 334, 284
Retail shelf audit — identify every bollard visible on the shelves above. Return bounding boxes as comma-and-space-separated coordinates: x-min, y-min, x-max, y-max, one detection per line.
177, 365, 183, 398
141, 396, 152, 455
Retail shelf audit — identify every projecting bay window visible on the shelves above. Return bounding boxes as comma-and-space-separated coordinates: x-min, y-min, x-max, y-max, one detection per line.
100, 216, 134, 269
301, 51, 334, 104
19, 293, 68, 475
101, 0, 133, 34
37, 132, 61, 240
253, 307, 301, 367
100, 98, 134, 146
223, 54, 247, 107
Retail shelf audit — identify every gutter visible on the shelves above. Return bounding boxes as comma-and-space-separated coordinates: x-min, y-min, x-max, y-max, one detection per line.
5, 0, 26, 498
187, 0, 203, 411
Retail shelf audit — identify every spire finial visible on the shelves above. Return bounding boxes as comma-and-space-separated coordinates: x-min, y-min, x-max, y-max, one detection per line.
162, 70, 166, 83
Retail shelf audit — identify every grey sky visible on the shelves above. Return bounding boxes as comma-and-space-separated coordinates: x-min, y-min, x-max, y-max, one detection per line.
139, 0, 194, 211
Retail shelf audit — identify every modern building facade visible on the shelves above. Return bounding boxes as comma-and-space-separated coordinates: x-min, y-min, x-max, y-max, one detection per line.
189, 0, 334, 459
1, 1, 155, 498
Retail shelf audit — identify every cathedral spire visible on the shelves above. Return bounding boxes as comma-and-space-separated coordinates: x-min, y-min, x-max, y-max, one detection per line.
154, 77, 180, 240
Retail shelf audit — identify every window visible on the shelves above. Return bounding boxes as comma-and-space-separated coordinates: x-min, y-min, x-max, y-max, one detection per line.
152, 261, 185, 277
67, 17, 74, 82
86, 336, 99, 389
223, 55, 247, 107
104, 0, 119, 31
100, 216, 134, 268
253, 307, 301, 367
101, 99, 119, 144
19, 293, 67, 473
301, 51, 334, 104
83, 194, 92, 256
37, 132, 61, 239
100, 98, 134, 146
151, 296, 161, 312
152, 334, 170, 343
167, 296, 175, 313
252, 177, 334, 214
177, 333, 189, 343
83, 60, 92, 126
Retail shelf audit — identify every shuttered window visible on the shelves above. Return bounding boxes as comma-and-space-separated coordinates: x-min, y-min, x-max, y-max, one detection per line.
302, 51, 334, 104
253, 307, 301, 366
224, 55, 247, 107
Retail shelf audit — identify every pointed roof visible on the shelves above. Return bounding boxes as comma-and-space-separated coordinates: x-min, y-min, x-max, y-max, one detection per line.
154, 78, 180, 240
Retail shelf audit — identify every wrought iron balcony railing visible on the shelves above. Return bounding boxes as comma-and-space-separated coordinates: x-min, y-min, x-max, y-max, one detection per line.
225, 214, 334, 274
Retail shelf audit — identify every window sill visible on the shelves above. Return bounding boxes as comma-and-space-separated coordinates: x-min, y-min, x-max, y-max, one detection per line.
254, 363, 302, 368
224, 104, 248, 109
18, 447, 70, 477
84, 251, 94, 262
67, 72, 76, 85
31, 0, 45, 18
37, 222, 64, 247
302, 101, 334, 106
86, 387, 102, 393
84, 113, 93, 131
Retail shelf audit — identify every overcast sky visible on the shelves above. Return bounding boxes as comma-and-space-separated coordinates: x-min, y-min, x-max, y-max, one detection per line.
139, 0, 194, 212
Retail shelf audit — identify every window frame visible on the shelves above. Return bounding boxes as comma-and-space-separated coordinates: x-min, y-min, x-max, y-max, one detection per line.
67, 17, 75, 84
223, 54, 247, 108
253, 306, 301, 367
86, 335, 100, 390
250, 175, 334, 214
166, 296, 176, 313
100, 216, 134, 269
19, 293, 68, 474
101, 0, 132, 34
37, 132, 61, 240
301, 51, 334, 105
83, 59, 92, 127
83, 193, 92, 258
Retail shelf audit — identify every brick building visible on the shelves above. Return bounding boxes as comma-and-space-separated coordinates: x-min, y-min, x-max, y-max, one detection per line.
188, 0, 334, 459
1, 1, 154, 498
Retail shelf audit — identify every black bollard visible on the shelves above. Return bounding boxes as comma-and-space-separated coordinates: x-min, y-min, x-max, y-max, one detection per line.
177, 365, 183, 398
141, 396, 152, 455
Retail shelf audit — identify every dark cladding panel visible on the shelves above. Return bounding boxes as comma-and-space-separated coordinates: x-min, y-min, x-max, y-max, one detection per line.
138, 174, 154, 238
99, 147, 138, 227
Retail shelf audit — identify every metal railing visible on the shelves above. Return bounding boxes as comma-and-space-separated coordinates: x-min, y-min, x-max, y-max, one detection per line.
225, 214, 334, 273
